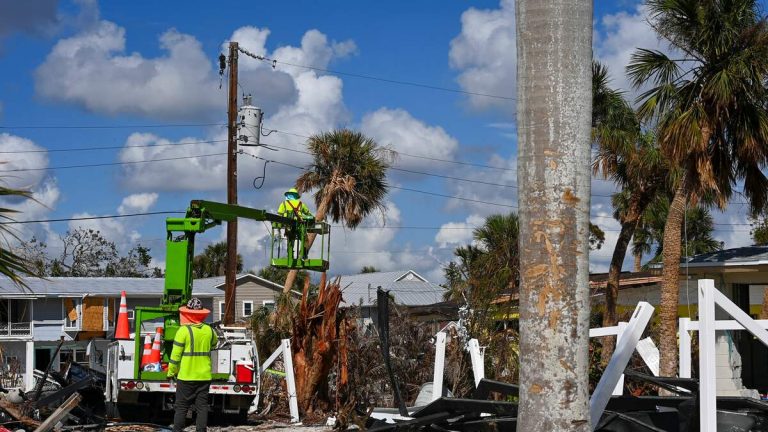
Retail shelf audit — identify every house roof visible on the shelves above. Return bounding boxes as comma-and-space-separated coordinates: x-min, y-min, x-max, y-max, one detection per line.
492, 271, 663, 304
207, 273, 302, 297
684, 246, 768, 267
0, 276, 224, 298
589, 271, 662, 291
338, 270, 446, 307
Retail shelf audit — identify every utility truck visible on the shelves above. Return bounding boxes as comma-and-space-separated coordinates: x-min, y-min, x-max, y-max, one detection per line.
104, 200, 330, 421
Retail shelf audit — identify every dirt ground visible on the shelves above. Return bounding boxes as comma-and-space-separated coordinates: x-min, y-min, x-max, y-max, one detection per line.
188, 423, 331, 431
181, 421, 332, 431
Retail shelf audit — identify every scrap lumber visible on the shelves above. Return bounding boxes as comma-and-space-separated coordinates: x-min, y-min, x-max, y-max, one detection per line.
33, 392, 81, 432
0, 399, 41, 429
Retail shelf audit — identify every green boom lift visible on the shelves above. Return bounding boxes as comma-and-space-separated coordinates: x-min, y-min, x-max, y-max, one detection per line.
132, 199, 330, 381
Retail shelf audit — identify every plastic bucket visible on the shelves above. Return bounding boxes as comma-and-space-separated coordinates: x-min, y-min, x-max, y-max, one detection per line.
236, 361, 254, 383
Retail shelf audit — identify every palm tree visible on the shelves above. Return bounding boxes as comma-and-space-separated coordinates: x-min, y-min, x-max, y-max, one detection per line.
192, 241, 243, 278
443, 214, 519, 316
592, 61, 669, 364
282, 129, 392, 293
627, 0, 768, 377
516, 0, 592, 428
634, 201, 722, 267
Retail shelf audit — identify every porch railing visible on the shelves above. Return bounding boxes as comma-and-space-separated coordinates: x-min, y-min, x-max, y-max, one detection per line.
0, 322, 33, 338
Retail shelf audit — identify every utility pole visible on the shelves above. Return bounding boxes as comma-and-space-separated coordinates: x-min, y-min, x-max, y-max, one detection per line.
224, 41, 239, 325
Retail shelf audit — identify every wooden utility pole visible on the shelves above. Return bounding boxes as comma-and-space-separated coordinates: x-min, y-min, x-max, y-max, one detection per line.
224, 41, 239, 325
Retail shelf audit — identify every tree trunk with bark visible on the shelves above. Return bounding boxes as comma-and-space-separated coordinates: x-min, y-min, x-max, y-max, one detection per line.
516, 0, 593, 429
634, 251, 642, 272
761, 288, 768, 320
291, 274, 349, 414
658, 181, 688, 377
601, 217, 638, 366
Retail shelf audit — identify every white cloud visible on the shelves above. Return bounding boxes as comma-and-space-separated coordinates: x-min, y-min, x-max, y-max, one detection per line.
0, 133, 50, 190
361, 108, 459, 170
35, 21, 224, 120
593, 4, 676, 97
0, 134, 60, 240
449, 0, 516, 113
118, 132, 227, 191
118, 192, 159, 214
118, 26, 353, 192
435, 214, 484, 247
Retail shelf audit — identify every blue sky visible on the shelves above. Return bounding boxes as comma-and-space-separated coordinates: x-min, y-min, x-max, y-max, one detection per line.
0, 0, 758, 282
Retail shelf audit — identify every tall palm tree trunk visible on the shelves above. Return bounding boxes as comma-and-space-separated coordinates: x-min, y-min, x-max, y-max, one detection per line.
634, 251, 642, 272
761, 288, 768, 319
282, 198, 331, 293
601, 218, 638, 365
659, 180, 688, 377
516, 0, 592, 429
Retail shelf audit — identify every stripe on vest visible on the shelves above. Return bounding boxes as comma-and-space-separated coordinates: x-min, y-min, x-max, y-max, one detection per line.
169, 359, 180, 365
182, 352, 211, 357
173, 341, 184, 347
186, 325, 195, 349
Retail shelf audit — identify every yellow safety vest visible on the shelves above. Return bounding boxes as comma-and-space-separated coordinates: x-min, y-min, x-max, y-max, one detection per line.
168, 323, 218, 381
278, 199, 312, 220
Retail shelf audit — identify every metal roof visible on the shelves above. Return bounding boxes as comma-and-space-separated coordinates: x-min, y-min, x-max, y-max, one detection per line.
686, 246, 768, 267
338, 270, 446, 307
0, 276, 224, 298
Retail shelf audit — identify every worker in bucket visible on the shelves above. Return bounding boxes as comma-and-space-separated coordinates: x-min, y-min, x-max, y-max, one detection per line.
277, 187, 314, 258
167, 297, 218, 432
277, 187, 314, 221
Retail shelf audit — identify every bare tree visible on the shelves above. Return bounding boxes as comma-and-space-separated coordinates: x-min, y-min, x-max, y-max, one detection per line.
516, 0, 593, 430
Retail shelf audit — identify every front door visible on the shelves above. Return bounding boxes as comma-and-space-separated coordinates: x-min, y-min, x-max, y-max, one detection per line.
34, 348, 51, 370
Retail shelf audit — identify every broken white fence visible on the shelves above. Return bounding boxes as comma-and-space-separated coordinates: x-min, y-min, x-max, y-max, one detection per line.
260, 338, 299, 423
432, 334, 485, 402
676, 279, 768, 432
588, 308, 660, 396
589, 301, 655, 427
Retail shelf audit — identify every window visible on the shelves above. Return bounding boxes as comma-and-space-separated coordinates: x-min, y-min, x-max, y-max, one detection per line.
62, 298, 82, 330
218, 301, 225, 321
242, 301, 253, 318
262, 300, 276, 312
60, 348, 87, 366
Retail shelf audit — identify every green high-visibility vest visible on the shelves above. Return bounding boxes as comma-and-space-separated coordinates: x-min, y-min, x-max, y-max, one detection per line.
168, 323, 218, 381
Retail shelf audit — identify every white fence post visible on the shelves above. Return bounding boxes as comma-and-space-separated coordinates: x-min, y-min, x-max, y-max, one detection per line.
467, 339, 485, 388
281, 339, 300, 424
432, 332, 446, 402
589, 301, 655, 427
698, 280, 718, 432
679, 317, 692, 379
612, 321, 628, 396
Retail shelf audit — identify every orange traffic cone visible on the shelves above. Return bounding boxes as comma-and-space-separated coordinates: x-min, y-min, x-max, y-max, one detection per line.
149, 327, 163, 364
115, 291, 130, 339
140, 334, 152, 367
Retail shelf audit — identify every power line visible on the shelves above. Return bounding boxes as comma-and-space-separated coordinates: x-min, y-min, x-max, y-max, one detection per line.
0, 152, 227, 173
0, 139, 226, 154
265, 129, 519, 172
0, 211, 184, 225
0, 123, 225, 130
239, 150, 518, 209
237, 46, 514, 101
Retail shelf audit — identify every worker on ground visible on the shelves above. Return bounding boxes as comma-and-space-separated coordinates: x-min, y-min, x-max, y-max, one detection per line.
167, 298, 218, 432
